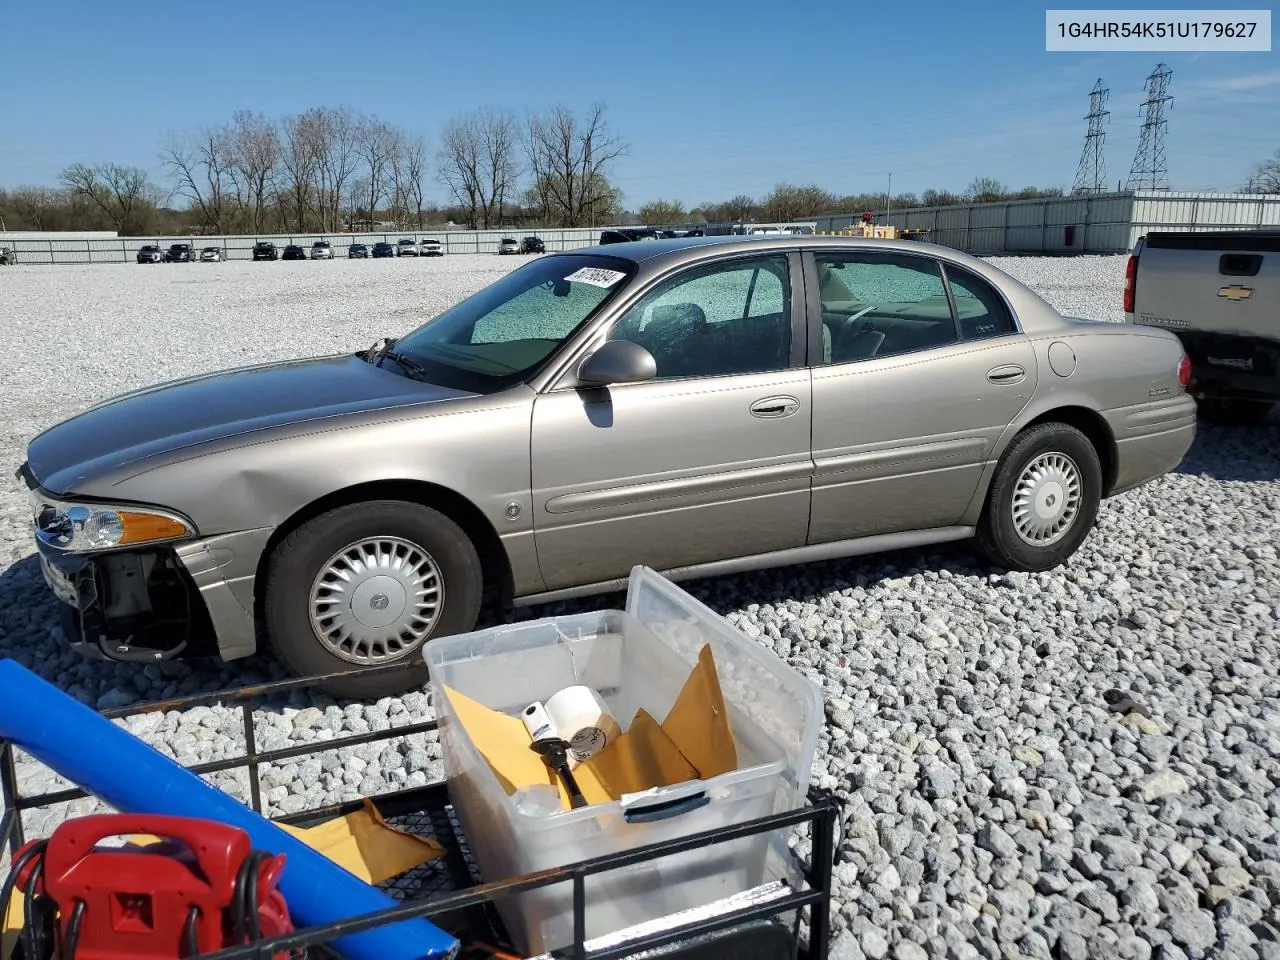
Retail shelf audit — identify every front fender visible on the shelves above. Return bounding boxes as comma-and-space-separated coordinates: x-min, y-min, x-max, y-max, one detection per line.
83, 390, 540, 601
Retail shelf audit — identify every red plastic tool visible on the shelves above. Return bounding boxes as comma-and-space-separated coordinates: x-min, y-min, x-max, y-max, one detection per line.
12, 813, 294, 959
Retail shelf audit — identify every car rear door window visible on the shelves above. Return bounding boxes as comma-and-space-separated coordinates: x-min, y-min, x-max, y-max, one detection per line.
606, 255, 791, 379
943, 263, 1018, 340
814, 253, 958, 364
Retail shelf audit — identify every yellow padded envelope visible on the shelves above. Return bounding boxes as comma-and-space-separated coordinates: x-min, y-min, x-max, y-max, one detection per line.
439, 642, 738, 813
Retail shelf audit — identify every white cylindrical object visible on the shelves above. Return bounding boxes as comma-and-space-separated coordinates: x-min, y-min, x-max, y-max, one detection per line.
543, 685, 621, 762
521, 700, 559, 745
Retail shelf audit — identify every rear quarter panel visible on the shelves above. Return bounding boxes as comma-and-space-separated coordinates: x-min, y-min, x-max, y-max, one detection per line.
969, 322, 1195, 512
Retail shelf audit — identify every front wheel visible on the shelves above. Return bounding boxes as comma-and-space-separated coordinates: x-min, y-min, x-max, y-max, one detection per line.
263, 500, 483, 698
974, 422, 1103, 572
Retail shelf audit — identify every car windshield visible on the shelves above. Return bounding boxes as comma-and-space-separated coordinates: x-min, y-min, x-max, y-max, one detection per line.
389, 254, 635, 393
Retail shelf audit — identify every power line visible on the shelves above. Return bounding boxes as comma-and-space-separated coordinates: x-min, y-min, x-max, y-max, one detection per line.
1127, 63, 1174, 190
1072, 78, 1110, 194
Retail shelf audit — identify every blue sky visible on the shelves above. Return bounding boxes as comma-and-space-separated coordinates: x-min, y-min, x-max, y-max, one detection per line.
0, 0, 1276, 208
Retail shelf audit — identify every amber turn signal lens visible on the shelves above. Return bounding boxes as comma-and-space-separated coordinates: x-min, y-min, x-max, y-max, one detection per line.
118, 512, 190, 545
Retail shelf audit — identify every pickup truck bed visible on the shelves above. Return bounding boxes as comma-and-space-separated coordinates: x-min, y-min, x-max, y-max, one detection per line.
1125, 229, 1280, 424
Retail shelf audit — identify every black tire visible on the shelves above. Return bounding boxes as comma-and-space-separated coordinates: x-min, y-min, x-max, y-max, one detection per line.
1196, 397, 1274, 426
974, 422, 1103, 572
263, 500, 483, 699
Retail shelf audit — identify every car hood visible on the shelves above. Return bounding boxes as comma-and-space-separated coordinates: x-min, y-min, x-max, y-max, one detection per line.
25, 354, 477, 496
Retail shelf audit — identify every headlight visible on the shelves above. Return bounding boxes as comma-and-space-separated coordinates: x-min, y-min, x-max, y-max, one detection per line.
31, 494, 195, 553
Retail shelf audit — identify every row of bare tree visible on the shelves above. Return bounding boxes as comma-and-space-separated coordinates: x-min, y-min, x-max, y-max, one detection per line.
638, 178, 1073, 227
0, 102, 628, 236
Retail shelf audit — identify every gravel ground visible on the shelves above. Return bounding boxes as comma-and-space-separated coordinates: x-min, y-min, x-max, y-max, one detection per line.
1, 253, 1278, 959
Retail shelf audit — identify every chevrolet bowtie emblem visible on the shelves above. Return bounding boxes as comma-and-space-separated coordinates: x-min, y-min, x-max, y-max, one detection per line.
1218, 285, 1254, 301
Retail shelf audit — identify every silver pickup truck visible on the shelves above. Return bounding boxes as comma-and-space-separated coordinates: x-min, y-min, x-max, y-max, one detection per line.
1125, 228, 1279, 424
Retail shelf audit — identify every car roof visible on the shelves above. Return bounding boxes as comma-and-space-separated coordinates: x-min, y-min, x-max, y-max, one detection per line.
557, 233, 988, 270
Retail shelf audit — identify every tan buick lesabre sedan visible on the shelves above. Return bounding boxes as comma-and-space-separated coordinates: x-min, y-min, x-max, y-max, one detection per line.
20, 236, 1196, 696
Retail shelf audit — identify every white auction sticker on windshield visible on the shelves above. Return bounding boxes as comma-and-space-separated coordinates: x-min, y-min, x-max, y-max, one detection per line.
565, 267, 626, 288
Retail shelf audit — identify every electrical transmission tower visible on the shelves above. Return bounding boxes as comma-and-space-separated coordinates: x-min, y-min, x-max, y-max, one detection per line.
1072, 79, 1110, 194
1126, 63, 1174, 191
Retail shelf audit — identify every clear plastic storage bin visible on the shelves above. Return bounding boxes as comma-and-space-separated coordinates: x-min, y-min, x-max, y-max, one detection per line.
427, 566, 824, 956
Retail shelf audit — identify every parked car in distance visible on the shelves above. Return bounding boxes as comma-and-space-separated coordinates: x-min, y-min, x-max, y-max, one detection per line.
397, 238, 419, 257
18, 235, 1199, 699
253, 241, 279, 261
520, 236, 545, 254
282, 245, 307, 261
167, 243, 193, 263
419, 238, 444, 257
136, 245, 166, 264
372, 242, 395, 258
498, 237, 520, 255
349, 243, 370, 259
1126, 228, 1280, 424
311, 240, 334, 260
199, 246, 224, 262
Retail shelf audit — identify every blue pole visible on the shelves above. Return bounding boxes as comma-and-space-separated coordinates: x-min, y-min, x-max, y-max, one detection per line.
0, 659, 458, 960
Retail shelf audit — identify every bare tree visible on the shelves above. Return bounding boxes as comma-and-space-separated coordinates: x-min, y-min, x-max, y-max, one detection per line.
229, 111, 280, 233
1245, 149, 1280, 193
356, 116, 396, 230
524, 103, 627, 227
638, 199, 686, 225
313, 107, 360, 232
278, 111, 321, 231
60, 162, 155, 234
5, 186, 68, 230
404, 134, 428, 228
966, 176, 1006, 203
437, 115, 482, 228
160, 126, 235, 233
436, 108, 519, 229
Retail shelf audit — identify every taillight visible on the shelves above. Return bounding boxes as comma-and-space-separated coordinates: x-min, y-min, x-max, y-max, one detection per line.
1177, 354, 1191, 388
1123, 254, 1138, 314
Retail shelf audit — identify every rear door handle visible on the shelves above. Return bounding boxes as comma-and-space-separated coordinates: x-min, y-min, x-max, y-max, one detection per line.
987, 364, 1026, 385
750, 395, 800, 419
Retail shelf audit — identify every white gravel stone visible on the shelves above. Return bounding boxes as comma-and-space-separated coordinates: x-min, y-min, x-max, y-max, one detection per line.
1, 253, 1277, 956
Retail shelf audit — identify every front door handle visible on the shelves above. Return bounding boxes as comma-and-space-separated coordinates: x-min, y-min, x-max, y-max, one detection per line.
987, 364, 1026, 385
750, 395, 800, 419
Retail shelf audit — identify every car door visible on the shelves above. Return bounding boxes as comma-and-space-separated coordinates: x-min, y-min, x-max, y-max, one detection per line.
530, 251, 813, 591
804, 248, 1038, 544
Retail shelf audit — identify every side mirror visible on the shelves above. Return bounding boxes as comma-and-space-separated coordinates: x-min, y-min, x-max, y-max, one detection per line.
577, 340, 657, 386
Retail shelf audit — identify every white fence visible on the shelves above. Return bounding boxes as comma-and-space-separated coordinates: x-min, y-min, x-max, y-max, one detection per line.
812, 191, 1280, 255
0, 227, 610, 264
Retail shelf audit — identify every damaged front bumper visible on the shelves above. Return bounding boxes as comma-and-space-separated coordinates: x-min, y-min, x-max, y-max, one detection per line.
21, 465, 273, 664
37, 545, 214, 662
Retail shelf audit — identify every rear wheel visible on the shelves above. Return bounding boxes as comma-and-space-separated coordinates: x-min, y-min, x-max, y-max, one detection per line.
263, 500, 482, 699
1196, 397, 1274, 425
974, 422, 1103, 572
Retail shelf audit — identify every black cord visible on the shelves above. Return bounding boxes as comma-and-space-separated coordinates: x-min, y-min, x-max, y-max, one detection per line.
245, 851, 268, 943
0, 840, 47, 944
183, 905, 202, 957
22, 858, 46, 960
61, 899, 86, 960
232, 853, 254, 944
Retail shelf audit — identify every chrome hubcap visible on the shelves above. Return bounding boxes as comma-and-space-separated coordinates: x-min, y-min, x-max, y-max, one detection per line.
309, 537, 444, 665
1011, 452, 1082, 546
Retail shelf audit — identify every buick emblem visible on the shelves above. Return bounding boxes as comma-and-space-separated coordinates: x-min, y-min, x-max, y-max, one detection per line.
369, 594, 390, 611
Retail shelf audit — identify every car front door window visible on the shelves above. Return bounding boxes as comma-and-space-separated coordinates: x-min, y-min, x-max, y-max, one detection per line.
605, 255, 792, 379
815, 253, 958, 364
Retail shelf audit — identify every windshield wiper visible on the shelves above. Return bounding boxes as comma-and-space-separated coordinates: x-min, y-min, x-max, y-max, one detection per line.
383, 349, 432, 382
364, 336, 398, 365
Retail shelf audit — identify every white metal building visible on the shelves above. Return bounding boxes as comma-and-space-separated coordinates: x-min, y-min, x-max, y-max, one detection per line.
810, 191, 1280, 255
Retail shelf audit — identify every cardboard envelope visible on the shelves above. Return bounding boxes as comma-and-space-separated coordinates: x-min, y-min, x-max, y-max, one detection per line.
439, 642, 738, 812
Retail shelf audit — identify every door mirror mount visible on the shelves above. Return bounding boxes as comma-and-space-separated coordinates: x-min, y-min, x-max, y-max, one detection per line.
577, 340, 658, 386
